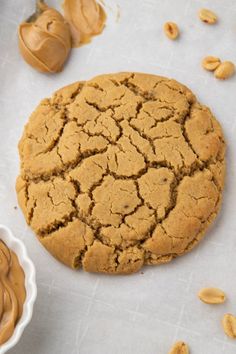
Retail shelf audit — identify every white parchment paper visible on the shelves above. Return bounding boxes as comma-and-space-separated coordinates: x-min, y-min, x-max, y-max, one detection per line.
0, 0, 236, 353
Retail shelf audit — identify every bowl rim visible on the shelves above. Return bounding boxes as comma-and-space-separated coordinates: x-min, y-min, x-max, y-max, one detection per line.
0, 224, 37, 354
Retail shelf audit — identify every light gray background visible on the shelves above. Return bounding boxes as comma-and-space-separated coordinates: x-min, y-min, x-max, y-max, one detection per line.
1, 0, 236, 353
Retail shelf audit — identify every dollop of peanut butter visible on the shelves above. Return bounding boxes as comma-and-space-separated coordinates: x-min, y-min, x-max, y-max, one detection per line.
0, 241, 26, 345
63, 0, 106, 47
18, 4, 72, 73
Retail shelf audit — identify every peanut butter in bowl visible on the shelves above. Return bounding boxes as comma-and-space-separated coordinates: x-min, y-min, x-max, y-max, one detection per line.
0, 240, 26, 346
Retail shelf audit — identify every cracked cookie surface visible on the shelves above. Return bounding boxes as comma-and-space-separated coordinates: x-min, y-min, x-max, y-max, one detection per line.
16, 72, 225, 274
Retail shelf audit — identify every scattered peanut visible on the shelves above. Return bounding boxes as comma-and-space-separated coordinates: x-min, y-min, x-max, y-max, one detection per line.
168, 341, 189, 354
202, 56, 221, 71
199, 8, 218, 24
164, 22, 179, 40
214, 61, 235, 80
198, 287, 226, 304
222, 314, 236, 339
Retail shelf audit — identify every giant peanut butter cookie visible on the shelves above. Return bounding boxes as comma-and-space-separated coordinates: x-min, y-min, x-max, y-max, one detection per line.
16, 73, 225, 274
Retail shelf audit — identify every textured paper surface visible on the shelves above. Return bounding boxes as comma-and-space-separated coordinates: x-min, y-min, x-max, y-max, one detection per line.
0, 0, 236, 353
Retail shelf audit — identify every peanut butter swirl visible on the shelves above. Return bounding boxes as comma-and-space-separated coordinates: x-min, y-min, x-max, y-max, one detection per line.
63, 0, 106, 47
0, 241, 26, 345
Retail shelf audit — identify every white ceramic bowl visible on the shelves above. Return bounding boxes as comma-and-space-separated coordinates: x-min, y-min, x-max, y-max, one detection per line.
0, 225, 37, 354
